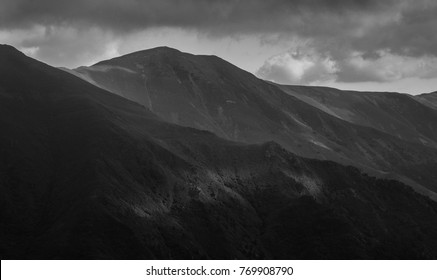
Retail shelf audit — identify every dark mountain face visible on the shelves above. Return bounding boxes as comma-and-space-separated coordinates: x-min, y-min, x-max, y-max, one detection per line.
72, 47, 437, 197
276, 85, 437, 147
415, 91, 437, 110
2, 45, 437, 259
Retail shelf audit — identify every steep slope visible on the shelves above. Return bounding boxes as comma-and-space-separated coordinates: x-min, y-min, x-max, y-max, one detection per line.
275, 85, 437, 147
2, 45, 437, 259
72, 47, 437, 195
415, 91, 437, 110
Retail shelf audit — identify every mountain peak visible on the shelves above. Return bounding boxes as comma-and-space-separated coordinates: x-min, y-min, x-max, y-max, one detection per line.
0, 44, 16, 49
148, 46, 181, 52
93, 46, 185, 67
91, 46, 232, 71
0, 44, 23, 56
125, 46, 183, 56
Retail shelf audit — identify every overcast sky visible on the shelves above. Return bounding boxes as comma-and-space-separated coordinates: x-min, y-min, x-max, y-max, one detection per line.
1, 0, 436, 94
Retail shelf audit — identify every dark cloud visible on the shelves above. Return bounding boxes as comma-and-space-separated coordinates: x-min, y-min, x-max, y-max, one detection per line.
347, 2, 437, 58
1, 0, 436, 83
0, 0, 393, 31
1, 0, 435, 58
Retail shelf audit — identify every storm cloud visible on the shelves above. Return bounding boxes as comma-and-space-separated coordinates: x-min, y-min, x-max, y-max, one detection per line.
0, 0, 398, 31
1, 0, 436, 86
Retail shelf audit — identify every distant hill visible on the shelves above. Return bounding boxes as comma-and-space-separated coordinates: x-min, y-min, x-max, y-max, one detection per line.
415, 91, 437, 110
2, 45, 437, 259
275, 85, 437, 147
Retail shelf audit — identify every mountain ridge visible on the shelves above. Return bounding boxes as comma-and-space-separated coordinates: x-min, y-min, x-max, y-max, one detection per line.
415, 91, 437, 110
2, 46, 437, 259
275, 84, 437, 147
71, 46, 437, 196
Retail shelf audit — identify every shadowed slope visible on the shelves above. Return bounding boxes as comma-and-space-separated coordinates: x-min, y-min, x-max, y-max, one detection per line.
415, 91, 437, 110
276, 85, 437, 147
2, 45, 437, 259
72, 47, 437, 195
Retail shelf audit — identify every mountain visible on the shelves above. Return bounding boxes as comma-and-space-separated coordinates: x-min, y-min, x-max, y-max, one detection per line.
275, 85, 437, 147
2, 45, 437, 259
415, 91, 437, 110
72, 47, 437, 196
